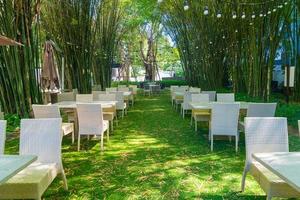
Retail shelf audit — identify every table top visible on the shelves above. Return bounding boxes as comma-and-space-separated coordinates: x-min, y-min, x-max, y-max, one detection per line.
54, 101, 117, 109
189, 101, 249, 110
0, 155, 37, 184
253, 152, 300, 192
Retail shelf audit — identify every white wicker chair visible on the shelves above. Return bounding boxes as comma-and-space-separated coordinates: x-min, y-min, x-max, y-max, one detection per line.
106, 87, 117, 92
76, 94, 93, 103
217, 93, 235, 102
118, 87, 129, 92
114, 92, 127, 118
129, 85, 138, 95
98, 94, 116, 101
189, 87, 201, 93
181, 92, 192, 118
92, 91, 107, 101
58, 92, 75, 102
239, 103, 277, 131
0, 120, 6, 155
190, 94, 210, 131
241, 117, 300, 199
247, 103, 277, 117
32, 105, 74, 144
118, 85, 127, 88
76, 104, 109, 151
202, 91, 216, 101
0, 118, 68, 200
210, 103, 240, 152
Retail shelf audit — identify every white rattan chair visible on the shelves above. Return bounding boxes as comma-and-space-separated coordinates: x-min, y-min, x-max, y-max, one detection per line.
92, 91, 107, 101
190, 94, 210, 131
106, 87, 117, 92
118, 87, 129, 92
58, 92, 75, 102
32, 105, 75, 144
241, 117, 300, 199
129, 85, 138, 95
118, 85, 127, 88
239, 103, 277, 131
201, 91, 216, 101
0, 120, 6, 155
76, 104, 109, 151
0, 118, 68, 199
181, 92, 192, 118
189, 87, 201, 93
210, 103, 240, 152
114, 92, 127, 118
76, 94, 93, 103
217, 93, 235, 102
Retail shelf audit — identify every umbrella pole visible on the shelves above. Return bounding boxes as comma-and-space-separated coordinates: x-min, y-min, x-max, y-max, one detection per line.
62, 56, 65, 91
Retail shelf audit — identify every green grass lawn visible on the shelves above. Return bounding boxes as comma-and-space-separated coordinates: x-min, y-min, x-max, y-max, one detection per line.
5, 91, 300, 199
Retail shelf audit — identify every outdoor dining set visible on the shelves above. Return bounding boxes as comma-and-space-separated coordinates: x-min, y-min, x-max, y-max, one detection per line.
0, 85, 137, 200
170, 85, 300, 200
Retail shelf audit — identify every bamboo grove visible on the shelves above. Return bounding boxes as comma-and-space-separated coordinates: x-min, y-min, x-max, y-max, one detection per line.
0, 0, 42, 116
161, 0, 299, 100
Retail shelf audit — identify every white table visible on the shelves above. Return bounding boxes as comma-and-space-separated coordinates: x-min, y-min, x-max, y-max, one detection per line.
0, 155, 37, 184
253, 152, 300, 192
189, 101, 249, 110
54, 101, 117, 109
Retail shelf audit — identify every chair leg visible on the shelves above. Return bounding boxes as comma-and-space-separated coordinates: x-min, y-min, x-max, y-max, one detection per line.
195, 119, 197, 132
190, 115, 193, 126
241, 167, 248, 192
183, 109, 185, 119
266, 189, 273, 200
211, 135, 214, 151
71, 129, 74, 144
236, 135, 239, 152
100, 133, 104, 151
111, 120, 114, 132
61, 169, 68, 190
77, 135, 81, 151
107, 127, 110, 142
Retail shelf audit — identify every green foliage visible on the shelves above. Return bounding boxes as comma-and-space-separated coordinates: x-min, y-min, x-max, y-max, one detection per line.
159, 79, 187, 87
4, 114, 20, 133
0, 0, 42, 116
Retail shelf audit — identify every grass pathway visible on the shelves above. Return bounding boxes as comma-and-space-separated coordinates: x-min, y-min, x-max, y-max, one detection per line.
6, 91, 300, 199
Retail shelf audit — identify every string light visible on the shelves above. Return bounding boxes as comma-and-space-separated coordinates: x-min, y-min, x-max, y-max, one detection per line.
183, 0, 189, 11
241, 12, 246, 19
232, 11, 237, 19
217, 11, 222, 18
251, 12, 256, 19
203, 6, 209, 15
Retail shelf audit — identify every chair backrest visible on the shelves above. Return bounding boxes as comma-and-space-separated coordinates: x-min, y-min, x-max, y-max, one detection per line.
92, 91, 107, 101
92, 85, 102, 91
183, 92, 192, 104
170, 85, 179, 92
76, 94, 93, 103
189, 87, 201, 93
191, 94, 209, 103
0, 112, 3, 120
0, 120, 7, 155
118, 87, 129, 92
106, 87, 117, 92
244, 117, 289, 166
20, 118, 63, 168
217, 93, 235, 102
58, 92, 75, 102
32, 105, 61, 118
202, 91, 216, 101
246, 103, 277, 117
180, 86, 189, 91
77, 104, 104, 135
129, 85, 138, 94
98, 94, 116, 101
175, 87, 187, 93
118, 85, 127, 88
114, 92, 124, 102
211, 103, 240, 136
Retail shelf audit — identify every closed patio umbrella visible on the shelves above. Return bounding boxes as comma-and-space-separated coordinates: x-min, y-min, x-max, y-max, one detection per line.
0, 35, 23, 46
41, 40, 60, 91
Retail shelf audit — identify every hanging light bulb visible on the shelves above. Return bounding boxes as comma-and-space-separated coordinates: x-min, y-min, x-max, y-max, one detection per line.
235, 30, 238, 33
267, 10, 272, 15
222, 35, 225, 39
232, 11, 237, 19
278, 5, 283, 8
284, 1, 288, 5
273, 8, 277, 12
251, 12, 256, 19
209, 41, 213, 45
250, 22, 253, 25
259, 12, 264, 17
183, 0, 189, 11
241, 12, 246, 19
217, 11, 222, 18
